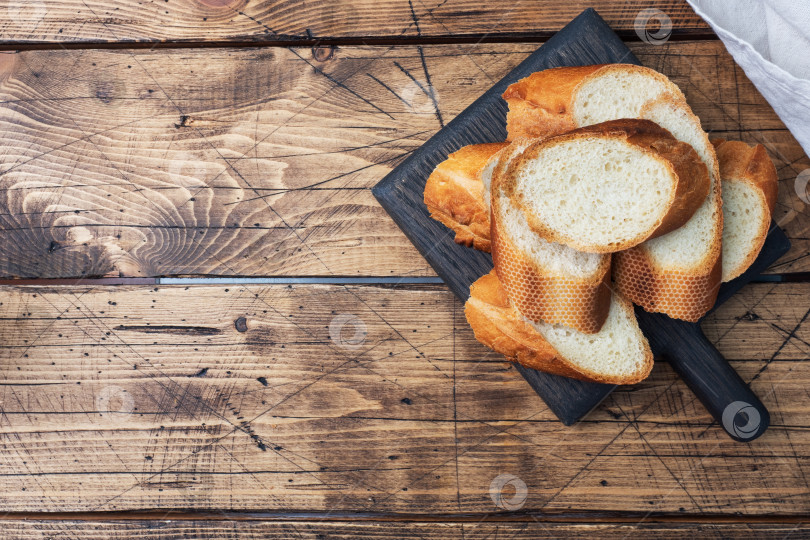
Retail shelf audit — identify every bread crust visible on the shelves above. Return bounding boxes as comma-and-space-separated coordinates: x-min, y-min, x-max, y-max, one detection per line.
465, 270, 654, 384
503, 64, 686, 140
614, 96, 724, 321
502, 119, 710, 253
423, 142, 508, 252
502, 65, 603, 141
490, 143, 612, 333
482, 137, 534, 211
613, 245, 722, 322
712, 139, 778, 281
490, 207, 612, 334
465, 270, 583, 378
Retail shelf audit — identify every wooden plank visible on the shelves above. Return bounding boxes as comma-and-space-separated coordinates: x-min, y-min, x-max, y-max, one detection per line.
0, 519, 806, 538
0, 41, 807, 278
0, 1, 710, 45
1, 282, 809, 513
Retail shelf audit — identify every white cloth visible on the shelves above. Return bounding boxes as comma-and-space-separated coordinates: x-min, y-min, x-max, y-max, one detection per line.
687, 0, 810, 155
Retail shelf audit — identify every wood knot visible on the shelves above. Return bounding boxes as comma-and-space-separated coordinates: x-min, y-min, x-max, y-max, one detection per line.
96, 88, 113, 104
174, 115, 191, 129
93, 78, 126, 107
234, 317, 248, 332
312, 45, 335, 62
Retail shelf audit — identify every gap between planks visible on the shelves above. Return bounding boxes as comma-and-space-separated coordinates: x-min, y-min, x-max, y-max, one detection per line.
0, 510, 807, 524
0, 32, 720, 53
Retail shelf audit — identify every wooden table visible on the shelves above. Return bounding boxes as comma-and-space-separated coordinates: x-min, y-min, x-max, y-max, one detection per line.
0, 1, 808, 537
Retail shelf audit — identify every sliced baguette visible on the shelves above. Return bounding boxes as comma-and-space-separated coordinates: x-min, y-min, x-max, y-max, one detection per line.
490, 140, 611, 333
465, 270, 653, 384
424, 142, 508, 251
502, 119, 710, 253
503, 64, 686, 141
613, 95, 724, 321
712, 139, 779, 282
504, 66, 724, 321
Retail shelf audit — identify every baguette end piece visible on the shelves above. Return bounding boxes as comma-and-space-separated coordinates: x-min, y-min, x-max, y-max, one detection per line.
502, 65, 604, 141
423, 142, 508, 252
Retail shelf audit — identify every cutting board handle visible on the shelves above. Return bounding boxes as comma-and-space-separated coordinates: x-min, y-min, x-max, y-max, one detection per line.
664, 324, 770, 442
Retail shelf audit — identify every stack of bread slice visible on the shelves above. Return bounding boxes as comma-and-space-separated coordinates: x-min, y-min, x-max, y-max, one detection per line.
424, 64, 779, 385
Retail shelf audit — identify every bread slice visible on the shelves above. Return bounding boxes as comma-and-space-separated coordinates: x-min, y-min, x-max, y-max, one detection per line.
613, 95, 724, 321
503, 65, 724, 321
490, 140, 612, 333
502, 119, 710, 253
481, 138, 533, 213
712, 139, 779, 282
424, 142, 508, 251
465, 270, 653, 384
503, 64, 686, 141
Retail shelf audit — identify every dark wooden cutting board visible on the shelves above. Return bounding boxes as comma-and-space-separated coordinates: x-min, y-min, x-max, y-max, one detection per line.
372, 9, 790, 438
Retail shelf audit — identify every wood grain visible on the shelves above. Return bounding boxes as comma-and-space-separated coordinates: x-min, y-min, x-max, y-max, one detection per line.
1, 282, 809, 513
0, 41, 807, 278
0, 519, 806, 538
0, 1, 709, 45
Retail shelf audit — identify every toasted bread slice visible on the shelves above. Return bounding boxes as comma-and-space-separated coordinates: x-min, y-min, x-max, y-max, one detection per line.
502, 119, 710, 253
465, 270, 653, 384
423, 142, 508, 251
490, 141, 611, 333
503, 64, 686, 141
712, 139, 779, 282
